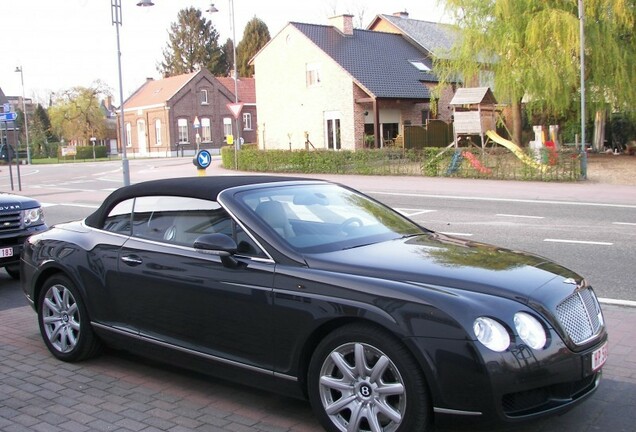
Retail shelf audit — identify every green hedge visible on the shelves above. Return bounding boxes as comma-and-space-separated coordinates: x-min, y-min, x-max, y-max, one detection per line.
58, 145, 109, 160
221, 146, 582, 181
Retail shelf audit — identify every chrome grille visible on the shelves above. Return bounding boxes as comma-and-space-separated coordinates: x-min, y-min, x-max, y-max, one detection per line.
0, 211, 22, 232
556, 288, 602, 345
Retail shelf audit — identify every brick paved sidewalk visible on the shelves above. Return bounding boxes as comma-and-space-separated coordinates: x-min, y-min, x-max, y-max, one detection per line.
1, 303, 635, 432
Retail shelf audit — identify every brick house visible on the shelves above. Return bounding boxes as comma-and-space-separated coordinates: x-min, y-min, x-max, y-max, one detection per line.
367, 11, 460, 123
0, 87, 34, 152
0, 87, 19, 150
120, 69, 256, 157
252, 15, 440, 151
369, 12, 510, 146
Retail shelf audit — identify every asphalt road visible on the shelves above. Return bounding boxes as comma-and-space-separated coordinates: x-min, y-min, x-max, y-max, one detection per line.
2, 157, 635, 302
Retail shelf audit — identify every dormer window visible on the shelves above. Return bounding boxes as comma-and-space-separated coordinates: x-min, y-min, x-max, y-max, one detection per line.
409, 60, 431, 71
200, 89, 208, 105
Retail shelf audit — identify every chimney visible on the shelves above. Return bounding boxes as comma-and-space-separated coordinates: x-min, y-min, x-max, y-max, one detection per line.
393, 11, 409, 19
329, 14, 354, 36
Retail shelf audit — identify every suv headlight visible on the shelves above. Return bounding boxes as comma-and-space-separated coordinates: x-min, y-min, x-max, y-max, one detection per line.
514, 312, 547, 350
474, 317, 510, 352
23, 207, 44, 226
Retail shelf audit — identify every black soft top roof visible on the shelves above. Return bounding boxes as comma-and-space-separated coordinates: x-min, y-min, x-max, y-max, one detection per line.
84, 175, 310, 228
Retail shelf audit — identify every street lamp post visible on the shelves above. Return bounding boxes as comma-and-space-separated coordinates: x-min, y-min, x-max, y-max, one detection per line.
208, 2, 240, 170
111, 0, 155, 186
14, 66, 30, 164
578, 0, 587, 179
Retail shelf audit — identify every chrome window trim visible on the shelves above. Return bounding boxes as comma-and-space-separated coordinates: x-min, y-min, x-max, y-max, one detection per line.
218, 197, 275, 262
88, 193, 276, 264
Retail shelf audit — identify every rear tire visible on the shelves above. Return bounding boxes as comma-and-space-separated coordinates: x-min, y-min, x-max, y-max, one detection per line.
37, 275, 102, 362
308, 323, 431, 432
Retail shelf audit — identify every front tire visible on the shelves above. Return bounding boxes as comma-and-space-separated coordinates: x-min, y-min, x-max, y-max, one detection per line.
308, 324, 431, 432
37, 275, 102, 362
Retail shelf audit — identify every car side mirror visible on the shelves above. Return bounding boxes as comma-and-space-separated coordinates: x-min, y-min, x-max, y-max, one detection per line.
193, 233, 239, 268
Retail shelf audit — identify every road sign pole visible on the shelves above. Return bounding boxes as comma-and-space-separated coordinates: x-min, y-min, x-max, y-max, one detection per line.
13, 128, 22, 191
2, 120, 15, 191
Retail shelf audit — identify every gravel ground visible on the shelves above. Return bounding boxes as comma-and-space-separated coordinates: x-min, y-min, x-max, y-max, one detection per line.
586, 153, 636, 185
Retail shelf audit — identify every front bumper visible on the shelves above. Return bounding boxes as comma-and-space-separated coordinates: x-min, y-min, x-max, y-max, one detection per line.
413, 331, 607, 424
0, 228, 46, 267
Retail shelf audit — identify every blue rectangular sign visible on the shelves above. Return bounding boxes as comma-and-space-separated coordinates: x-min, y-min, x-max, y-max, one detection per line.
0, 112, 17, 121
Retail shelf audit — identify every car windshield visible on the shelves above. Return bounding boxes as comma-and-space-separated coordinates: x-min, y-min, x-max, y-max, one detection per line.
238, 184, 425, 253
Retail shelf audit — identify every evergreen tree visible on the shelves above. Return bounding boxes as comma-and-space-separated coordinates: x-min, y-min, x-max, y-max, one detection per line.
159, 7, 224, 77
30, 105, 58, 158
434, 0, 636, 145
236, 17, 271, 77
220, 38, 234, 77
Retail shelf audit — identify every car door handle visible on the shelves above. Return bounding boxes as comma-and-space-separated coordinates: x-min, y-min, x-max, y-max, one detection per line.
121, 255, 143, 266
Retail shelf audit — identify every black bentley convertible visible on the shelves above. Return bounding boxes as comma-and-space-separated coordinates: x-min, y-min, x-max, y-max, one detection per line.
21, 176, 607, 432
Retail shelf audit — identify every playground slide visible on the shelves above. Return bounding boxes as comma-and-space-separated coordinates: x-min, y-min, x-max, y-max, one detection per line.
485, 130, 549, 173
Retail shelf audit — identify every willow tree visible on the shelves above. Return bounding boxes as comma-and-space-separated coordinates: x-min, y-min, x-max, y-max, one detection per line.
159, 7, 224, 77
48, 83, 110, 145
236, 17, 271, 77
434, 0, 636, 145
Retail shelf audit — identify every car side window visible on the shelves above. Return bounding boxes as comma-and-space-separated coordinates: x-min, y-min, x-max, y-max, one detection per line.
105, 196, 266, 258
103, 199, 135, 235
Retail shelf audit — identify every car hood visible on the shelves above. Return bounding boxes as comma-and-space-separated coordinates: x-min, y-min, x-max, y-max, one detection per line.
0, 193, 40, 210
302, 233, 580, 304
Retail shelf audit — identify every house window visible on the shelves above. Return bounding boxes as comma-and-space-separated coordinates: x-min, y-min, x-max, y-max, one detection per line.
243, 113, 252, 130
178, 118, 189, 143
223, 117, 233, 140
409, 60, 431, 71
306, 62, 321, 87
200, 89, 208, 105
125, 123, 132, 148
201, 117, 211, 142
155, 119, 162, 146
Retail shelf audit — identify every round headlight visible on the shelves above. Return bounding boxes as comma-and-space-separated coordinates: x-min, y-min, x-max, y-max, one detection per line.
514, 312, 547, 350
24, 208, 44, 226
473, 317, 510, 352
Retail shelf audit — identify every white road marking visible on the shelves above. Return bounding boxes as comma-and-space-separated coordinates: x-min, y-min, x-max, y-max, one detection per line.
370, 191, 636, 209
439, 232, 474, 237
599, 298, 636, 308
544, 239, 613, 246
41, 203, 99, 209
497, 214, 544, 219
613, 222, 636, 226
395, 208, 437, 217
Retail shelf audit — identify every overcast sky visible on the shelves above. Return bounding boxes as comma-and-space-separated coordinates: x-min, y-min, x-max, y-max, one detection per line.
0, 0, 449, 106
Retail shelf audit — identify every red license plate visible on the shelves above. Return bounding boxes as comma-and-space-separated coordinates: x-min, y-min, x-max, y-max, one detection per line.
0, 247, 13, 258
591, 342, 608, 371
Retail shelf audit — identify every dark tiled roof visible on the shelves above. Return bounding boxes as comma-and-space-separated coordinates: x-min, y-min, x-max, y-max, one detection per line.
292, 23, 435, 99
375, 14, 458, 57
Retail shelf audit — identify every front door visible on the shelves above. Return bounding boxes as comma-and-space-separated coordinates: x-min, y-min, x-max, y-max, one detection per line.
324, 111, 341, 150
116, 239, 275, 370
137, 120, 147, 156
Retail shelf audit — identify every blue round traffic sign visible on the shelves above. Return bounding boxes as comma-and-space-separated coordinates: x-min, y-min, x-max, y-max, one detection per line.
194, 150, 212, 169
